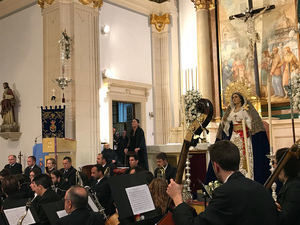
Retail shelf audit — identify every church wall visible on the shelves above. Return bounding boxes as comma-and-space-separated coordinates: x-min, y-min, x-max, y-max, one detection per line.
99, 2, 154, 146
178, 0, 197, 73
0, 5, 43, 168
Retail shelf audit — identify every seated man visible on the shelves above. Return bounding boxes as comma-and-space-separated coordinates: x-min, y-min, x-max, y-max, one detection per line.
96, 153, 115, 177
101, 143, 118, 165
90, 164, 115, 216
154, 153, 176, 183
24, 156, 42, 181
50, 170, 69, 199
4, 155, 22, 175
56, 186, 105, 225
167, 140, 278, 225
59, 157, 77, 187
275, 148, 300, 225
31, 174, 60, 224
126, 155, 145, 174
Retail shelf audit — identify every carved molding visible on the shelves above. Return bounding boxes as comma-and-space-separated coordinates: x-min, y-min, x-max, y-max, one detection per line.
150, 13, 170, 32
191, 0, 214, 10
38, 0, 103, 9
103, 78, 152, 101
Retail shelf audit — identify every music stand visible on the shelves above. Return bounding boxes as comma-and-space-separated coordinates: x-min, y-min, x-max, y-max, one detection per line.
41, 200, 64, 225
108, 173, 157, 220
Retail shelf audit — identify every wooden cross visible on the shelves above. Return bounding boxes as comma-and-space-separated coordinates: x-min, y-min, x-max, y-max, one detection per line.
229, 1, 275, 97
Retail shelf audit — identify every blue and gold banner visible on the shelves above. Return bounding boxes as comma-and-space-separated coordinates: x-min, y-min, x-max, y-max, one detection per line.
41, 106, 65, 138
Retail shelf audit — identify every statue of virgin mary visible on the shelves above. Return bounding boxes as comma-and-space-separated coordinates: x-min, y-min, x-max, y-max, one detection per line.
206, 82, 270, 184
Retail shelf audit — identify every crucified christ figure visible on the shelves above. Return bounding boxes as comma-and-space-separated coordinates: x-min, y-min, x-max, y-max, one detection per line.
231, 5, 272, 52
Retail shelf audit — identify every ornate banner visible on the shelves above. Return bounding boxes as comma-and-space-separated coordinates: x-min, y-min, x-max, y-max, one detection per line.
41, 106, 65, 138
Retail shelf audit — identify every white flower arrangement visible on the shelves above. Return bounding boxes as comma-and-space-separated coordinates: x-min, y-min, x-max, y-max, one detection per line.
290, 73, 300, 111
184, 89, 202, 126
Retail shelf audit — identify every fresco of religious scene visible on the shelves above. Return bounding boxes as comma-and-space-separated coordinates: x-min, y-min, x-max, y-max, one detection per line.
218, 0, 299, 107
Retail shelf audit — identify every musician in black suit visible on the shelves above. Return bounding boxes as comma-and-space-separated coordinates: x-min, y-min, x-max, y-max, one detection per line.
90, 164, 115, 216
96, 153, 116, 177
56, 186, 105, 225
31, 174, 60, 225
167, 140, 278, 225
4, 155, 22, 175
24, 156, 42, 181
154, 153, 176, 183
59, 156, 77, 187
50, 170, 69, 199
125, 154, 145, 175
275, 148, 300, 225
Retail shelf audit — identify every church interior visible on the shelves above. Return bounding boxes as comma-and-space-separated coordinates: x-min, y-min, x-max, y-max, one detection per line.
0, 0, 300, 223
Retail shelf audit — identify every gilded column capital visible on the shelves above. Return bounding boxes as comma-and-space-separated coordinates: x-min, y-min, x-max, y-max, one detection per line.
38, 0, 103, 9
78, 0, 103, 9
38, 0, 55, 9
191, 0, 214, 11
150, 13, 171, 32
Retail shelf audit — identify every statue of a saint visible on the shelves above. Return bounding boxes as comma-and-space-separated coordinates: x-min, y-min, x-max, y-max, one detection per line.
1, 82, 18, 132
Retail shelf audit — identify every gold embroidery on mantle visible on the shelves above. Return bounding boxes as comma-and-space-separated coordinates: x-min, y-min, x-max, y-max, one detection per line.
150, 14, 170, 32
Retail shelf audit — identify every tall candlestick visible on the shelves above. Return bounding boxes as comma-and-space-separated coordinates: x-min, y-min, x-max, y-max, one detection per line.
196, 67, 198, 90
185, 69, 188, 93
191, 68, 194, 90
187, 69, 190, 90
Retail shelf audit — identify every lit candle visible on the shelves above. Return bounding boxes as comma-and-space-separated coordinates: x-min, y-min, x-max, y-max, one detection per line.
52, 89, 56, 96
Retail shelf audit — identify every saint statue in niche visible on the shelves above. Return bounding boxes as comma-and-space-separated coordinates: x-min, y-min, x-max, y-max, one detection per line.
1, 82, 18, 132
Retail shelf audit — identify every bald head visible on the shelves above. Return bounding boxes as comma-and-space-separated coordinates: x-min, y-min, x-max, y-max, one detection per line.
65, 186, 88, 214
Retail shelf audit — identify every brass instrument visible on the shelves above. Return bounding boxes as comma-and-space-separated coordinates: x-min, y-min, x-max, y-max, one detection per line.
104, 166, 110, 177
17, 196, 36, 225
156, 167, 166, 180
76, 167, 84, 187
84, 186, 108, 220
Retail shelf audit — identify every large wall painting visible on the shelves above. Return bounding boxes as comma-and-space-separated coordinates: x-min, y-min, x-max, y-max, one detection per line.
218, 0, 299, 108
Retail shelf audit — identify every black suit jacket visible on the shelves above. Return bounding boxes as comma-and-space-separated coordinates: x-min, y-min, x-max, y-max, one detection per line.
24, 164, 42, 180
4, 163, 22, 174
59, 166, 77, 187
277, 177, 300, 225
32, 189, 60, 225
154, 164, 176, 183
173, 172, 278, 225
56, 208, 105, 225
91, 177, 115, 216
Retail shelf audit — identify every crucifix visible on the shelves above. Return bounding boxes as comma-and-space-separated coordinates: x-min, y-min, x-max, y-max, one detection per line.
229, 1, 275, 97
18, 151, 23, 164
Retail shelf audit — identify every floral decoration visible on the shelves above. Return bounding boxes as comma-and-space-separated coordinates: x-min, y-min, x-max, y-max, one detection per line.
290, 74, 300, 111
184, 89, 202, 126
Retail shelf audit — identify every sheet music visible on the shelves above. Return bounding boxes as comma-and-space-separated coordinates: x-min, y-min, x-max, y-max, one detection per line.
4, 206, 35, 225
88, 196, 98, 212
125, 184, 155, 215
56, 210, 68, 218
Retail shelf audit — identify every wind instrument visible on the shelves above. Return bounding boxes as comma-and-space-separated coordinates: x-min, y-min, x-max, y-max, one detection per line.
156, 167, 166, 180
84, 186, 108, 220
76, 167, 84, 187
17, 195, 37, 225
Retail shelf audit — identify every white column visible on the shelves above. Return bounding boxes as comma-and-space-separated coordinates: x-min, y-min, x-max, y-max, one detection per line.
42, 0, 100, 166
151, 14, 171, 144
193, 0, 213, 102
